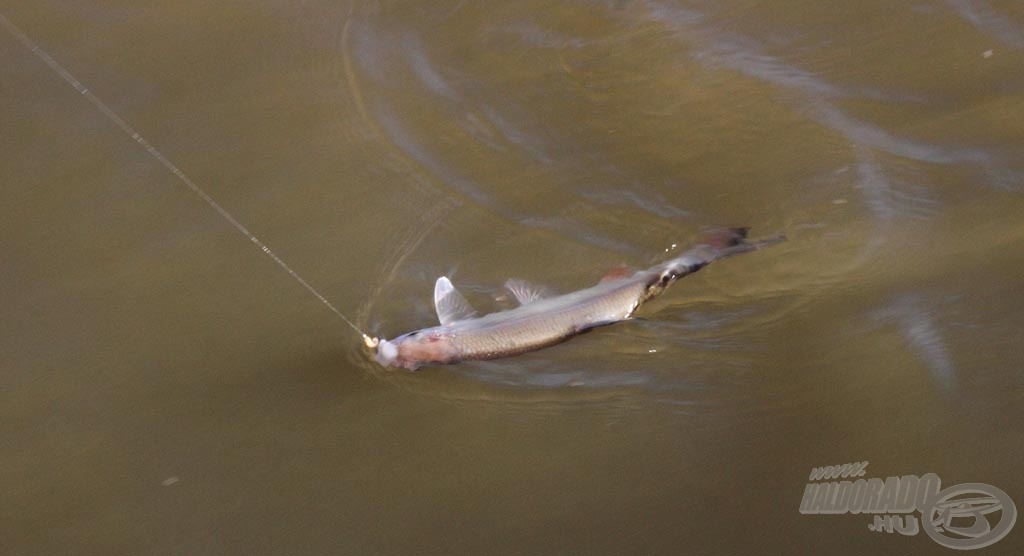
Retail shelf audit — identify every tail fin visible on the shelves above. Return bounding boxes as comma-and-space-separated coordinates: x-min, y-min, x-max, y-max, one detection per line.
703, 227, 786, 259
702, 227, 751, 249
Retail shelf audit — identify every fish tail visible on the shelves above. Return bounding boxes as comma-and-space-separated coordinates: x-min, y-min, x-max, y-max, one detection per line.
702, 227, 751, 249
703, 227, 786, 260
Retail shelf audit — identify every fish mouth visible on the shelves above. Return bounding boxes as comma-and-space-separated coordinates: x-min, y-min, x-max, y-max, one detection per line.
374, 339, 399, 366
364, 334, 400, 367
372, 338, 425, 370
370, 331, 455, 371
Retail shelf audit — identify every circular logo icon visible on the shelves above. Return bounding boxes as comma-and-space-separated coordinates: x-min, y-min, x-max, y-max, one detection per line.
923, 483, 1016, 550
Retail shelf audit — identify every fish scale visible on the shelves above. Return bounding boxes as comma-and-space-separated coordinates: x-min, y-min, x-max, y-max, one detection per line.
373, 228, 783, 370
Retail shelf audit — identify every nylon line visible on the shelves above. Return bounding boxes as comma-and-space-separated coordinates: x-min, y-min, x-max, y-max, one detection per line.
1, 12, 371, 341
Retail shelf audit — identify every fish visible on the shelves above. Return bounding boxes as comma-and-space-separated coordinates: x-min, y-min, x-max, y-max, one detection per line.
369, 227, 783, 370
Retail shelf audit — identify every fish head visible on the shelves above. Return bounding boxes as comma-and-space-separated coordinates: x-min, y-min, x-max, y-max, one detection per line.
374, 328, 456, 371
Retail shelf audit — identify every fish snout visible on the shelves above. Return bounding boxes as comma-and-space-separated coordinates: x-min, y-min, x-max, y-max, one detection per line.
374, 338, 400, 367
374, 329, 455, 371
373, 332, 428, 370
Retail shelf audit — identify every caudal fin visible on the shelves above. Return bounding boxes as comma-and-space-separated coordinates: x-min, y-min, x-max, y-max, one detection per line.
702, 227, 751, 249
703, 227, 785, 259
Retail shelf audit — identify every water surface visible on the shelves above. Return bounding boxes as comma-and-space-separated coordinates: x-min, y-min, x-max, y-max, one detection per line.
2, 1, 1023, 554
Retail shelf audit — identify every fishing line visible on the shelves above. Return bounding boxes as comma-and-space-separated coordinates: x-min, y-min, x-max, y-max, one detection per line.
1, 12, 376, 346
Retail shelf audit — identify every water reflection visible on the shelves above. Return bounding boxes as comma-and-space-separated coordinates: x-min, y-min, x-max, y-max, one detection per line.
947, 0, 1024, 49
874, 294, 957, 391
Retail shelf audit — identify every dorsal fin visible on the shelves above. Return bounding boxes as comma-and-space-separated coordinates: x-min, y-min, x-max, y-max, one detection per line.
434, 277, 477, 325
504, 278, 553, 305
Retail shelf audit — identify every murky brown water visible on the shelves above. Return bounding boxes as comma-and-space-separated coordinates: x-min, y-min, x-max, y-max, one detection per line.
3, 1, 1024, 554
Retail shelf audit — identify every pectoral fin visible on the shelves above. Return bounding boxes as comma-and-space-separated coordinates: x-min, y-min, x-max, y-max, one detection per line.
504, 278, 553, 305
434, 276, 477, 325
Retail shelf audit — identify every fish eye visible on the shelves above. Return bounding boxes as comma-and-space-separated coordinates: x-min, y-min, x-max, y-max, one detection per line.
659, 272, 672, 286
